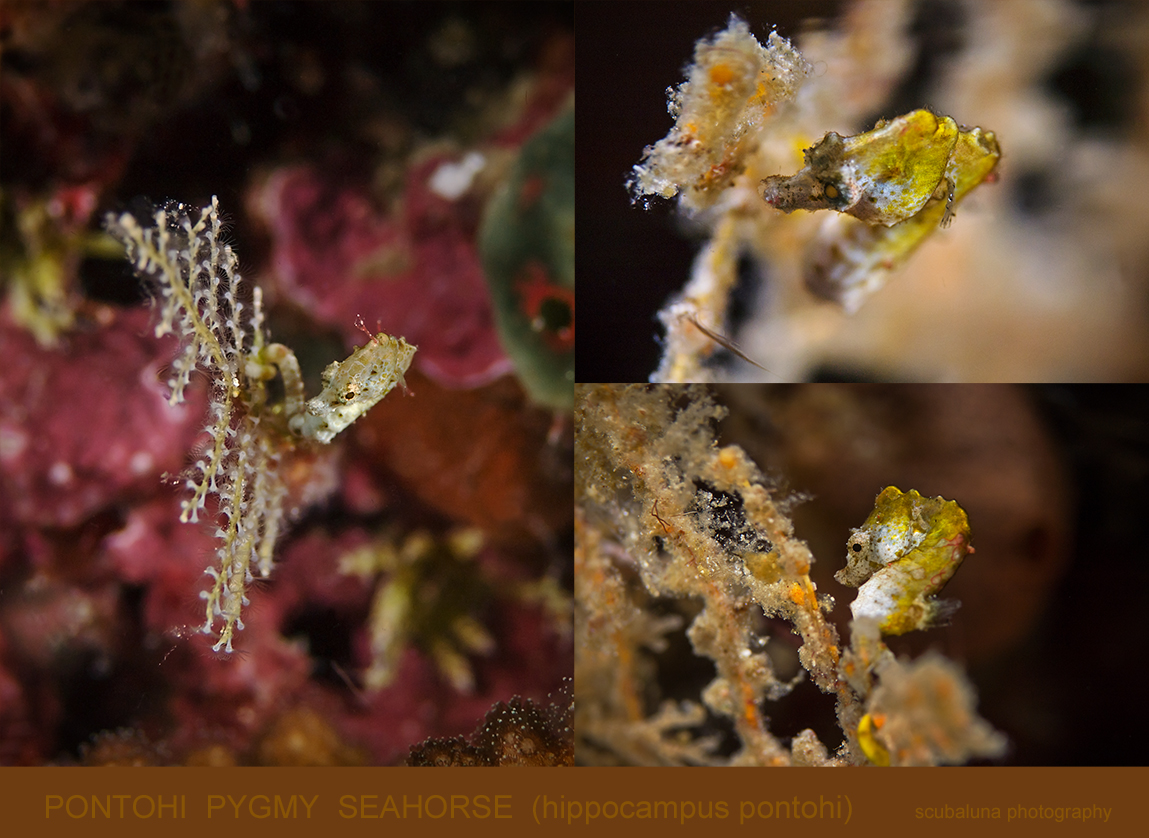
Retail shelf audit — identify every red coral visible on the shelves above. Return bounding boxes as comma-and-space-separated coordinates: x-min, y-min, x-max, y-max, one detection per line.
0, 306, 205, 528
250, 164, 513, 389
100, 496, 217, 637
341, 600, 569, 766
161, 615, 314, 759
256, 526, 569, 766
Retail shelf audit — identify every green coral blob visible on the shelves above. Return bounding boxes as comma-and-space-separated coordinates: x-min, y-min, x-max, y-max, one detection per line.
479, 101, 573, 410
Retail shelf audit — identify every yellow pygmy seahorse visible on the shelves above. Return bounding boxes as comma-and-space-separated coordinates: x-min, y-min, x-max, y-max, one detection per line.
835, 486, 972, 635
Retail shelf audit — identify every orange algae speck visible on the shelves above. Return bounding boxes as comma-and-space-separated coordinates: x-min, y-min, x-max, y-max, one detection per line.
718, 446, 739, 469
709, 63, 737, 87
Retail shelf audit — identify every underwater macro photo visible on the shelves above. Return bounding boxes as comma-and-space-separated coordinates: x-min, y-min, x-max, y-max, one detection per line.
575, 384, 1149, 766
579, 0, 1149, 382
5, 0, 1149, 788
0, 1, 573, 766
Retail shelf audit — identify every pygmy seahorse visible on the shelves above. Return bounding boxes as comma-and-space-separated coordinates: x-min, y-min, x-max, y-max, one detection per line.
835, 486, 972, 635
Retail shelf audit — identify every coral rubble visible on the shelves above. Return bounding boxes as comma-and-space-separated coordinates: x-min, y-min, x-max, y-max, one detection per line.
407, 679, 573, 766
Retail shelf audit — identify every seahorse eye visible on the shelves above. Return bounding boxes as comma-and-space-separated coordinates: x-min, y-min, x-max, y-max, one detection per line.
851, 542, 863, 553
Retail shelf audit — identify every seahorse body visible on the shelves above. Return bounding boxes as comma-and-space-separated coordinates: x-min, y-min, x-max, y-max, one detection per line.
835, 486, 971, 635
289, 332, 417, 444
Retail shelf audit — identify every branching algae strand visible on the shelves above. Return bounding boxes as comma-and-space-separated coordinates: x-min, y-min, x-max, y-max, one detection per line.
106, 196, 416, 652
